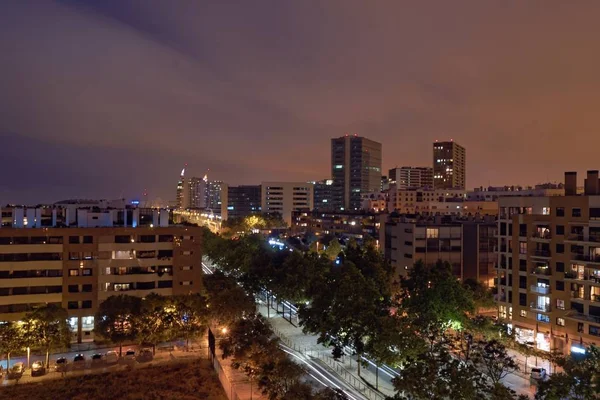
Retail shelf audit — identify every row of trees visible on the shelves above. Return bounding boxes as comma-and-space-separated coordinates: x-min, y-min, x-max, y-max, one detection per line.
0, 304, 71, 368
202, 228, 536, 399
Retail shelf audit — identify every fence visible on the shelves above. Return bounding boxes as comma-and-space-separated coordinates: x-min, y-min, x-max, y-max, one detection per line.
272, 326, 386, 400
210, 351, 242, 400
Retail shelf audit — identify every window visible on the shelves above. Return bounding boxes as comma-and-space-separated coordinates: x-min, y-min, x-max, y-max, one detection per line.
82, 300, 92, 309
158, 280, 173, 288
68, 285, 78, 293
519, 242, 527, 254
82, 268, 92, 276
69, 236, 79, 244
68, 269, 79, 277
519, 276, 527, 289
426, 228, 439, 239
537, 314, 550, 323
519, 259, 527, 272
590, 325, 600, 337
181, 251, 192, 256
68, 301, 78, 310
557, 318, 565, 327
556, 299, 565, 310
520, 310, 527, 318
180, 266, 192, 271
572, 208, 582, 217
180, 281, 192, 286
556, 244, 564, 254
82, 284, 92, 292
556, 207, 565, 217
556, 280, 564, 291
519, 293, 527, 306
82, 236, 93, 244
556, 225, 565, 235
542, 207, 550, 215
556, 262, 565, 272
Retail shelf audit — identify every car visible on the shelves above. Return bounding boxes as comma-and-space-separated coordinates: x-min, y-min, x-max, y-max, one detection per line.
73, 354, 86, 370
124, 349, 136, 361
55, 357, 68, 372
31, 361, 47, 376
530, 367, 547, 381
136, 348, 154, 363
7, 362, 24, 380
104, 351, 119, 365
91, 353, 104, 367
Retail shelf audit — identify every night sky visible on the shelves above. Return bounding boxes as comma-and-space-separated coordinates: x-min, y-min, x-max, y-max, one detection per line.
2, 1, 600, 205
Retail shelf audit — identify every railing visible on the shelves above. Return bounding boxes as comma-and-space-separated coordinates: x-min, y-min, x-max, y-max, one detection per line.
530, 285, 550, 295
530, 303, 551, 312
533, 250, 551, 257
567, 234, 600, 243
532, 232, 552, 240
573, 254, 600, 263
531, 267, 552, 276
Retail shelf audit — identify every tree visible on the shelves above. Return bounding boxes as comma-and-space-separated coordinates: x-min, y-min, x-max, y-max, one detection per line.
471, 339, 519, 386
323, 238, 342, 261
463, 278, 495, 312
204, 272, 256, 326
171, 294, 208, 348
23, 305, 71, 366
0, 321, 25, 369
259, 357, 306, 400
135, 294, 175, 353
536, 345, 600, 400
397, 260, 474, 346
94, 294, 142, 356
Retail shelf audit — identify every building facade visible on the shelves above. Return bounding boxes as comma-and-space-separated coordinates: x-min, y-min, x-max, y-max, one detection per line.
496, 171, 600, 355
389, 167, 434, 190
382, 215, 496, 285
206, 180, 224, 215
313, 179, 334, 211
433, 141, 466, 190
220, 184, 262, 221
261, 182, 314, 227
291, 210, 382, 240
331, 135, 382, 211
0, 205, 202, 343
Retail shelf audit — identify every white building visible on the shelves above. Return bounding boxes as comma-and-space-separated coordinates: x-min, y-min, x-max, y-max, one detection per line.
261, 182, 314, 226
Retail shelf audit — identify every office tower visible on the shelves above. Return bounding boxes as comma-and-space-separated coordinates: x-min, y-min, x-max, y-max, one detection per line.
496, 170, 600, 356
175, 166, 186, 209
388, 167, 434, 190
261, 182, 314, 226
0, 204, 201, 343
220, 184, 262, 220
331, 134, 382, 211
433, 141, 466, 189
183, 176, 207, 209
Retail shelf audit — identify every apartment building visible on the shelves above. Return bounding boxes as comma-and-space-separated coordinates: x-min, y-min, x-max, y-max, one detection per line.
496, 171, 600, 355
382, 215, 496, 285
388, 167, 434, 190
261, 182, 314, 227
0, 205, 203, 343
291, 210, 382, 240
433, 140, 466, 190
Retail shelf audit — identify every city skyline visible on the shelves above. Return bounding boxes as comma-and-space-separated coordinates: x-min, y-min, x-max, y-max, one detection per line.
3, 1, 600, 205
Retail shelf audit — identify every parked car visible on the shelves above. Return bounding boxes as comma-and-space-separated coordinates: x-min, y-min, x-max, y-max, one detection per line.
137, 348, 154, 363
104, 351, 119, 365
530, 367, 547, 381
7, 362, 24, 380
91, 353, 104, 367
73, 354, 86, 370
124, 349, 136, 361
55, 357, 68, 372
31, 361, 47, 376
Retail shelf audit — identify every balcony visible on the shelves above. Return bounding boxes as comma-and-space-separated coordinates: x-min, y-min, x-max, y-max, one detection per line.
571, 291, 587, 300
564, 271, 586, 281
532, 250, 551, 258
572, 254, 600, 264
566, 234, 600, 243
530, 285, 551, 295
565, 311, 600, 324
591, 294, 600, 303
530, 303, 551, 312
531, 231, 552, 240
531, 266, 552, 276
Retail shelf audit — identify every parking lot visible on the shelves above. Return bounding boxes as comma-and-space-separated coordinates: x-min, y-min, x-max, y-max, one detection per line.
1, 342, 205, 386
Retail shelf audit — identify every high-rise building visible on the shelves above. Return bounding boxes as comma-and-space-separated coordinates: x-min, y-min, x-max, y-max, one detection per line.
0, 204, 201, 343
206, 180, 224, 214
496, 170, 600, 356
261, 182, 314, 226
389, 167, 434, 190
220, 184, 262, 221
331, 134, 382, 211
433, 141, 466, 190
175, 166, 186, 209
183, 176, 207, 209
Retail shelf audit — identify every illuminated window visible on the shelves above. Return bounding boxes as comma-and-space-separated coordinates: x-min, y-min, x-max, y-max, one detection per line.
520, 310, 527, 318
426, 228, 439, 239
68, 269, 79, 277
557, 318, 565, 326
335, 165, 343, 169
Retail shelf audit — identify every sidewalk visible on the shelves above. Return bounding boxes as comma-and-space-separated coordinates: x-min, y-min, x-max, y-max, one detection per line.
211, 343, 266, 400
258, 301, 395, 399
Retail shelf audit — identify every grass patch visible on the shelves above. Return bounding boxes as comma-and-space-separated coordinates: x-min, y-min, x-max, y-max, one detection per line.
0, 359, 227, 400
